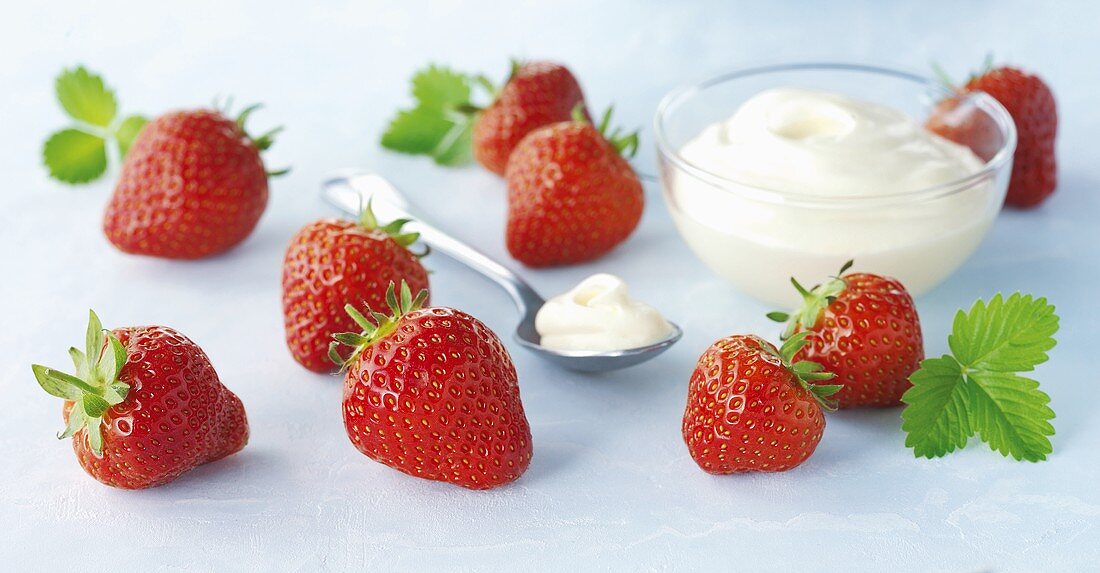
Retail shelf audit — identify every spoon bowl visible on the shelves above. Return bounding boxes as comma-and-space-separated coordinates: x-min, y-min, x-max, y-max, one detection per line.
321, 170, 682, 372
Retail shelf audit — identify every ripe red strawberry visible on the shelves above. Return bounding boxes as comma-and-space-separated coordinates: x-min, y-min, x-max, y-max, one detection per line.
32, 311, 248, 489
768, 261, 924, 408
333, 282, 532, 490
927, 63, 1057, 208
282, 205, 429, 372
505, 107, 643, 267
683, 333, 838, 474
104, 105, 285, 259
473, 61, 587, 175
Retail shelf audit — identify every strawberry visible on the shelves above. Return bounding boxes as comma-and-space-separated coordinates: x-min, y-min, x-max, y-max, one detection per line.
32, 311, 248, 489
927, 62, 1057, 208
472, 61, 588, 175
682, 332, 838, 474
332, 282, 532, 490
767, 261, 924, 408
103, 105, 285, 259
505, 107, 643, 267
281, 204, 430, 373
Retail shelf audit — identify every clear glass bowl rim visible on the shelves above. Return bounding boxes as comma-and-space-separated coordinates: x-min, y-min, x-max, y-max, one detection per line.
653, 62, 1018, 206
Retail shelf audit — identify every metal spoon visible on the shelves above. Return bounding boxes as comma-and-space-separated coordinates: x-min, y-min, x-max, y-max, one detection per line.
320, 170, 682, 372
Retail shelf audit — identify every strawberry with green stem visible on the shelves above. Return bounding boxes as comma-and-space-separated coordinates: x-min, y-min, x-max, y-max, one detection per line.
332, 281, 533, 490
926, 57, 1058, 208
767, 261, 924, 408
282, 201, 430, 373
504, 104, 643, 266
682, 331, 840, 474
103, 101, 287, 259
381, 60, 587, 173
32, 311, 249, 489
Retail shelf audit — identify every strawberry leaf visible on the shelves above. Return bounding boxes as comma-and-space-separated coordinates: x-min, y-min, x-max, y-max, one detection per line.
949, 293, 1059, 373
55, 66, 117, 127
412, 66, 471, 112
43, 129, 107, 185
432, 114, 475, 166
381, 107, 454, 155
902, 293, 1058, 462
115, 114, 148, 158
967, 370, 1054, 461
380, 64, 479, 166
44, 66, 145, 185
901, 355, 972, 458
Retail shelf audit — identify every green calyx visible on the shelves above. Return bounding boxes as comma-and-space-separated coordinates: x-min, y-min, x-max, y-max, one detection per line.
31, 310, 130, 458
767, 260, 854, 340
329, 281, 429, 369
760, 331, 841, 411
220, 100, 290, 177
932, 53, 995, 92
573, 104, 640, 159
357, 199, 430, 258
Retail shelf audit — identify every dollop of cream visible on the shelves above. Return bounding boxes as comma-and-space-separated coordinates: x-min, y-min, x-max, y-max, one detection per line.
535, 274, 673, 352
680, 87, 984, 196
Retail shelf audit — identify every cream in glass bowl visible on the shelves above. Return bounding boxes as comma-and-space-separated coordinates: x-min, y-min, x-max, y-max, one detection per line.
654, 63, 1016, 306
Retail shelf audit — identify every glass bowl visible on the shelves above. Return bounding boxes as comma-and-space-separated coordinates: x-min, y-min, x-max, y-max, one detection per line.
654, 63, 1016, 306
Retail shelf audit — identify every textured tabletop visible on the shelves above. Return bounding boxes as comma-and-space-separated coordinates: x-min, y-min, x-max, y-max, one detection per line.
2, 1, 1098, 570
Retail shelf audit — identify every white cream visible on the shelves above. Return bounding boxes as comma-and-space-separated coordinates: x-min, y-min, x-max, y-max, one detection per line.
667, 88, 999, 306
535, 274, 673, 352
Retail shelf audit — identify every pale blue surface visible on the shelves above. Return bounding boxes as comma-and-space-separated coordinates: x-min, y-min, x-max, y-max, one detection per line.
2, 1, 1098, 571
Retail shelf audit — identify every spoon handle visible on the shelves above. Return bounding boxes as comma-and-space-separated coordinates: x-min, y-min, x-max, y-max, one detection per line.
321, 171, 546, 319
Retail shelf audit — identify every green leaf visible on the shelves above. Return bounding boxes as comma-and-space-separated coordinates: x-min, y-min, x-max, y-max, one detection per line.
380, 64, 478, 166
115, 114, 147, 157
967, 371, 1055, 461
411, 66, 471, 112
901, 355, 972, 458
902, 293, 1059, 462
950, 293, 1059, 372
55, 66, 117, 127
432, 114, 475, 166
381, 106, 454, 155
42, 129, 107, 184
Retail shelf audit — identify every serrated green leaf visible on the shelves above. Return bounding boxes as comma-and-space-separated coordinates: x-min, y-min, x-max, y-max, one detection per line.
411, 66, 471, 111
901, 355, 972, 458
115, 114, 147, 157
55, 66, 117, 127
967, 371, 1054, 461
903, 293, 1059, 462
381, 106, 454, 155
950, 293, 1059, 372
432, 114, 475, 166
43, 129, 107, 184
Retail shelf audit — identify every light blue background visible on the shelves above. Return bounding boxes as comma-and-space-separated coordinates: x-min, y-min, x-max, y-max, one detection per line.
2, 1, 1097, 570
